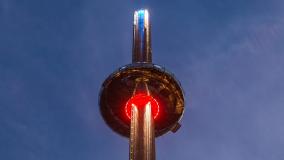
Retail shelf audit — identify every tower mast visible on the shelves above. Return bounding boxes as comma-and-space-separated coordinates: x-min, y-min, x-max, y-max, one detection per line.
130, 9, 155, 160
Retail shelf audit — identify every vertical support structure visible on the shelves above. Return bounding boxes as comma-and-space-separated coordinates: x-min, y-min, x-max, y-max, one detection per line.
130, 9, 155, 160
132, 9, 152, 63
129, 103, 156, 160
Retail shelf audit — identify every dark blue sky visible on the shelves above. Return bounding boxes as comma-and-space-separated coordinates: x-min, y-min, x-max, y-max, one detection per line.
1, 0, 284, 159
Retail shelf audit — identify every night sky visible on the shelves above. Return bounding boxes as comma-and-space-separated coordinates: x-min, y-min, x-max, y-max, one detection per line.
1, 0, 284, 159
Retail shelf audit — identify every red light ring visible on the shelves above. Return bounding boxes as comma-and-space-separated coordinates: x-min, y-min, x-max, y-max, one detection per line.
125, 94, 160, 119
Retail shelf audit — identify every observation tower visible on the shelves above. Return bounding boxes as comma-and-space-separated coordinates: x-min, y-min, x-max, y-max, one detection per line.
99, 9, 185, 160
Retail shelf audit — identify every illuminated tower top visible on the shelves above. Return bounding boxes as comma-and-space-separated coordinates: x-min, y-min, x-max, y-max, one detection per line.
99, 9, 184, 138
132, 9, 152, 63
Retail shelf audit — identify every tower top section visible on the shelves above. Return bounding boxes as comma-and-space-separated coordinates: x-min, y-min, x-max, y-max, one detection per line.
132, 9, 152, 63
99, 9, 184, 138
